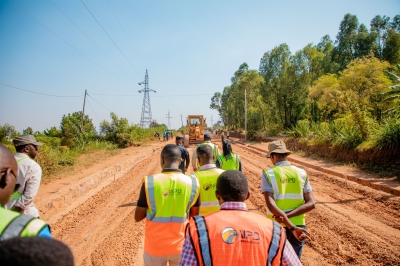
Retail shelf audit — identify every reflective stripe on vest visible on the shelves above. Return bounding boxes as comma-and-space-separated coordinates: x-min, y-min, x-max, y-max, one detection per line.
217, 154, 240, 171
264, 165, 306, 225
267, 221, 283, 266
190, 211, 285, 266
0, 209, 47, 241
145, 174, 199, 223
194, 168, 224, 215
193, 216, 212, 266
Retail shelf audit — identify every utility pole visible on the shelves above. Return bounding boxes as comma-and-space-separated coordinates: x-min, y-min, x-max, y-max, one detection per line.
166, 110, 172, 130
138, 70, 156, 128
245, 88, 247, 142
180, 114, 183, 128
82, 89, 87, 129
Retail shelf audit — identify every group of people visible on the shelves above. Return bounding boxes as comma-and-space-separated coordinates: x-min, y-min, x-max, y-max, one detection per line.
135, 133, 315, 266
0, 132, 315, 265
0, 135, 74, 265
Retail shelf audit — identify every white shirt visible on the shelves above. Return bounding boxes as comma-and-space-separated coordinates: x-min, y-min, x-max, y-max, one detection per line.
6, 153, 42, 217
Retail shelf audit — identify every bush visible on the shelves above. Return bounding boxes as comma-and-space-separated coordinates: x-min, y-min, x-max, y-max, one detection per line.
375, 118, 400, 151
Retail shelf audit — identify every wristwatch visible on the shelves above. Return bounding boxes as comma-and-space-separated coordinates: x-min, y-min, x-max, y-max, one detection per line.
289, 225, 297, 232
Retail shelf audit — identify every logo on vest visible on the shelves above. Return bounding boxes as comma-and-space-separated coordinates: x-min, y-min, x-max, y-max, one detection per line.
221, 227, 238, 244
280, 177, 296, 184
162, 188, 182, 196
221, 227, 261, 244
203, 183, 216, 191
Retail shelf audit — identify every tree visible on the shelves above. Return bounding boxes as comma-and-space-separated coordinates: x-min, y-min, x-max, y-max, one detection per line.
60, 111, 96, 147
382, 29, 400, 64
23, 127, 33, 135
0, 123, 17, 140
210, 92, 222, 118
380, 64, 400, 116
370, 15, 391, 59
44, 126, 62, 138
338, 56, 391, 138
332, 14, 359, 71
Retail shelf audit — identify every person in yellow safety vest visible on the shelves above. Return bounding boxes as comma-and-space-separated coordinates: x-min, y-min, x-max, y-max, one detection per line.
216, 140, 242, 172
135, 144, 200, 266
193, 144, 224, 215
0, 144, 52, 240
179, 170, 302, 266
262, 141, 315, 259
191, 133, 220, 171
5, 135, 43, 218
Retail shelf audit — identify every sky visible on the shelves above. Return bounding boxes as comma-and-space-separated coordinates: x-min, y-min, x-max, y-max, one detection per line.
1, 0, 399, 132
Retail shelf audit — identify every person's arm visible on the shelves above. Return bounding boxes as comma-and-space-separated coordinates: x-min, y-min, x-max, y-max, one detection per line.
285, 192, 315, 219
189, 207, 199, 217
179, 235, 198, 266
215, 159, 221, 169
238, 161, 242, 172
13, 164, 42, 212
135, 183, 148, 222
185, 149, 190, 170
263, 192, 310, 242
191, 150, 198, 171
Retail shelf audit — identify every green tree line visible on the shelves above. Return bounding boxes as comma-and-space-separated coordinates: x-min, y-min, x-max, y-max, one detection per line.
210, 13, 400, 146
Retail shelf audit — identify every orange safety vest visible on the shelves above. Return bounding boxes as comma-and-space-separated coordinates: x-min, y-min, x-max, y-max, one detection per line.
187, 210, 286, 266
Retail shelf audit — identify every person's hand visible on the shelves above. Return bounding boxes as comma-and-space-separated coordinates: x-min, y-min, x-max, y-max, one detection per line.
292, 227, 311, 242
273, 215, 285, 223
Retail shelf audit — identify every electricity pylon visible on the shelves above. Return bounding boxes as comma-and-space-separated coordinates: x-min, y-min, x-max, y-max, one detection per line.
138, 70, 156, 128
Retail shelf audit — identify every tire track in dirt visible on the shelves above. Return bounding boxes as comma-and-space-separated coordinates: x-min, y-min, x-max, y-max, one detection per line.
52, 151, 161, 265
231, 142, 400, 265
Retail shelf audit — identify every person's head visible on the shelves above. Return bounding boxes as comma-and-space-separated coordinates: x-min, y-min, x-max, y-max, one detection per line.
215, 170, 249, 203
0, 144, 18, 206
160, 144, 182, 169
0, 237, 74, 266
204, 133, 211, 141
13, 135, 42, 159
196, 144, 214, 166
265, 141, 291, 165
222, 140, 232, 157
175, 136, 183, 146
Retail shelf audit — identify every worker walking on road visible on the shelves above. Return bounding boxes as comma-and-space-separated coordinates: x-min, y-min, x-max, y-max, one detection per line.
6, 135, 43, 218
134, 144, 200, 266
176, 136, 190, 174
180, 170, 302, 266
193, 145, 224, 215
216, 140, 242, 171
191, 133, 220, 171
0, 144, 52, 240
262, 141, 314, 259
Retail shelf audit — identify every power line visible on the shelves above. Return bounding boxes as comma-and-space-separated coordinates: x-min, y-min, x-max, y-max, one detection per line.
0, 82, 83, 97
86, 97, 100, 123
106, 0, 147, 69
80, 0, 142, 78
90, 93, 213, 97
87, 94, 113, 113
48, 0, 138, 82
9, 0, 135, 89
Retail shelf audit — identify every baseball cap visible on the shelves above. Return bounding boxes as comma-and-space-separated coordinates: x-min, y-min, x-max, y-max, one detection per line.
204, 133, 211, 139
176, 136, 183, 141
13, 135, 43, 147
265, 141, 291, 158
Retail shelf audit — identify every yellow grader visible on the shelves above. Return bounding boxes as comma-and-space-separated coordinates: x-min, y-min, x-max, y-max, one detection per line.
184, 115, 206, 148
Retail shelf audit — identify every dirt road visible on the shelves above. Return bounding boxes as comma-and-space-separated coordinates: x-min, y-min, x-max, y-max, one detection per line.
44, 138, 400, 265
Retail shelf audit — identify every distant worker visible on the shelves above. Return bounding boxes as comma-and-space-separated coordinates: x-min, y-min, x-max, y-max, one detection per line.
135, 144, 200, 266
191, 133, 220, 171
180, 170, 302, 266
175, 136, 190, 174
163, 131, 167, 141
6, 135, 43, 218
0, 144, 52, 240
262, 141, 314, 259
216, 140, 242, 172
192, 145, 224, 215
226, 130, 230, 139
0, 237, 74, 266
154, 131, 160, 140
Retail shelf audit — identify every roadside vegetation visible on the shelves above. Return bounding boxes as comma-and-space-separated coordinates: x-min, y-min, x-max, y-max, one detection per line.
0, 111, 169, 179
210, 13, 400, 174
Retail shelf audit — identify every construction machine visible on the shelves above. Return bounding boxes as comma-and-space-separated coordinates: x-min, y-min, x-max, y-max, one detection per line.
184, 115, 206, 148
